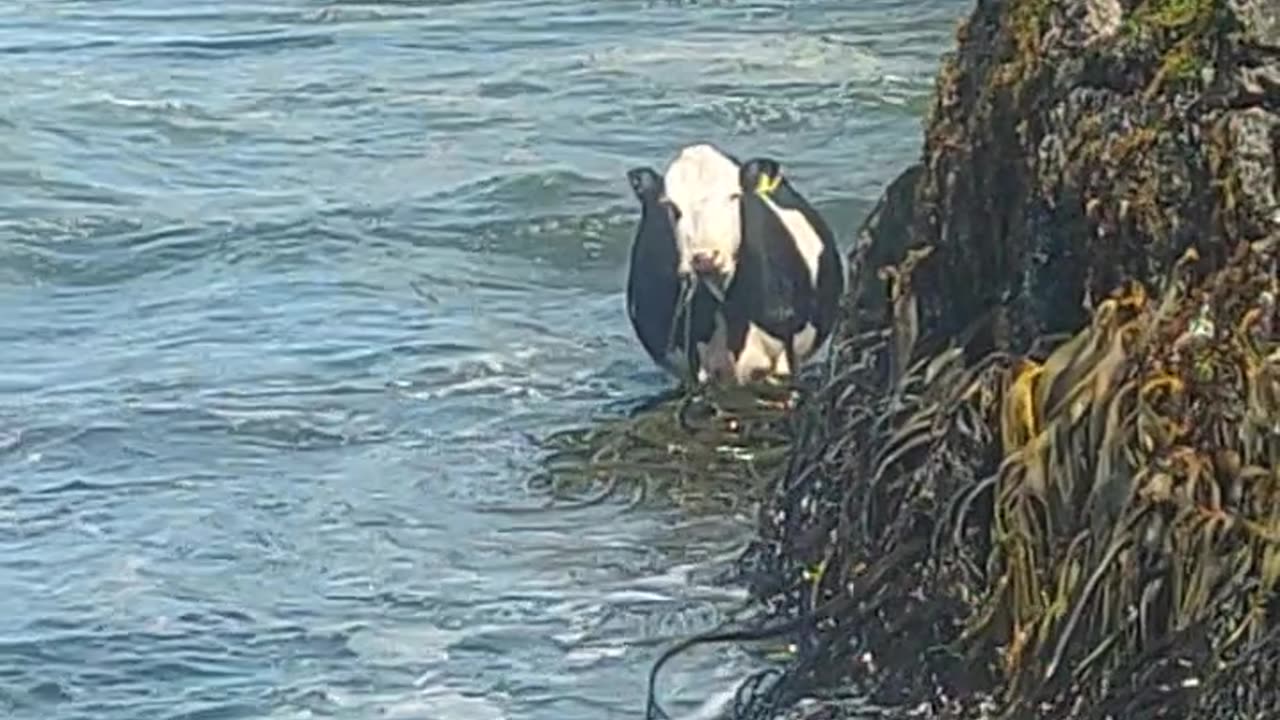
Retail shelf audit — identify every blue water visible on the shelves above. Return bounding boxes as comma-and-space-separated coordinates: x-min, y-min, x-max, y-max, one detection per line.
0, 2, 966, 718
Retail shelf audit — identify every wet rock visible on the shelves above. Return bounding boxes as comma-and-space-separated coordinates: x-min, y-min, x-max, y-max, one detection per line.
857, 0, 1280, 355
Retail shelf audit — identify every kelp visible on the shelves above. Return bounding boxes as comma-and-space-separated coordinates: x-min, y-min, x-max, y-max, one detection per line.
513, 379, 802, 515
677, 234, 1280, 720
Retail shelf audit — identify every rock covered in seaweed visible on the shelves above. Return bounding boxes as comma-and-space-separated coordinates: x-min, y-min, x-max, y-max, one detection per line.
722, 0, 1280, 719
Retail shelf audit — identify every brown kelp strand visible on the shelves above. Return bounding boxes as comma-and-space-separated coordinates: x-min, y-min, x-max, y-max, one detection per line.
723, 235, 1279, 720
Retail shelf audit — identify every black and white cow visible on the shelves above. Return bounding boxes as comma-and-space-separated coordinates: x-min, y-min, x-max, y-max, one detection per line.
624, 144, 842, 386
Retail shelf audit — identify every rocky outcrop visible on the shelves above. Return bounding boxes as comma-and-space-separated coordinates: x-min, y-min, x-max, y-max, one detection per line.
713, 0, 1280, 718
844, 0, 1279, 356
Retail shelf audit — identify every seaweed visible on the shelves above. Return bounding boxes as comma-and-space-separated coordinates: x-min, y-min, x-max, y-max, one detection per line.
680, 232, 1279, 720
505, 380, 800, 516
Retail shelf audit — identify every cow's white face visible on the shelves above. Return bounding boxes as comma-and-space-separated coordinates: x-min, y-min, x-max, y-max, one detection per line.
662, 144, 742, 298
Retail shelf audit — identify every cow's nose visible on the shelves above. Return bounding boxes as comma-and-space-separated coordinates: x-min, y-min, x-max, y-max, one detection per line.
691, 251, 720, 274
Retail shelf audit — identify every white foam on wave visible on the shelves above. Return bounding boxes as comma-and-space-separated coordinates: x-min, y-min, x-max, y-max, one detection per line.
563, 642, 628, 669
267, 684, 509, 720
676, 682, 741, 720
380, 686, 509, 720
345, 622, 467, 666
92, 92, 197, 114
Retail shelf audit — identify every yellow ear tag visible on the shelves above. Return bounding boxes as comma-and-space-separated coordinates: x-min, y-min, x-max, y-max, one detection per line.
755, 173, 782, 197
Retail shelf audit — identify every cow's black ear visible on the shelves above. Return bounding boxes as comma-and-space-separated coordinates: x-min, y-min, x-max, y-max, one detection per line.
739, 157, 782, 195
627, 167, 662, 199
